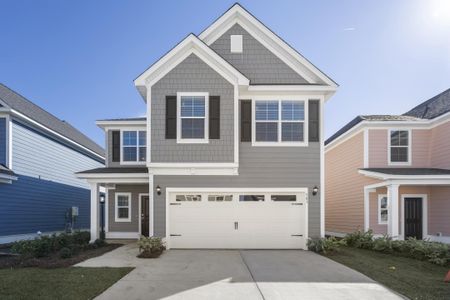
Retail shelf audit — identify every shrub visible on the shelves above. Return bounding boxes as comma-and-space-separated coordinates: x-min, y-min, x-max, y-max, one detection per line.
372, 235, 393, 253
137, 236, 165, 258
307, 237, 343, 254
11, 231, 91, 259
343, 230, 450, 266
343, 230, 374, 249
59, 247, 72, 259
94, 238, 107, 248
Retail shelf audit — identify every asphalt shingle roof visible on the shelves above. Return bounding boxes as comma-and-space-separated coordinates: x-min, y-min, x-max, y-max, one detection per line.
0, 84, 104, 157
404, 88, 450, 119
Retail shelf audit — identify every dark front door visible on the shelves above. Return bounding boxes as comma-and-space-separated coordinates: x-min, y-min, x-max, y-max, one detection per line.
141, 196, 149, 237
404, 197, 422, 240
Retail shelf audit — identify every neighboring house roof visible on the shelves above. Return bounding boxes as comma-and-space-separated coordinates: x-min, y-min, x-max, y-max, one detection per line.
403, 88, 450, 119
0, 83, 104, 157
325, 115, 423, 145
360, 168, 450, 176
326, 88, 450, 146
77, 167, 148, 174
0, 164, 15, 176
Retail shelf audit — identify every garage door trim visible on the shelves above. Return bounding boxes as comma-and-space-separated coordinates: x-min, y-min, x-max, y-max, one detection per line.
165, 187, 309, 249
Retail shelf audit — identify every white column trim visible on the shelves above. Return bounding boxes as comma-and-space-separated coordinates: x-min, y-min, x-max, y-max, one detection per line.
363, 128, 369, 168
149, 173, 154, 236
363, 187, 371, 232
387, 184, 400, 239
105, 188, 109, 233
90, 183, 99, 242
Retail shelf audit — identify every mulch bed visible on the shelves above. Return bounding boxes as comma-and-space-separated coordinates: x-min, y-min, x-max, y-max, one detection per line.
0, 244, 122, 269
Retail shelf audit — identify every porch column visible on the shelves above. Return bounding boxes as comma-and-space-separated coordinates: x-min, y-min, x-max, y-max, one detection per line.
387, 184, 400, 239
90, 183, 100, 242
363, 187, 373, 232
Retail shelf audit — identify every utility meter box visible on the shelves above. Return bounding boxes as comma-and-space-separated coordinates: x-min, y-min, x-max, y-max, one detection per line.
71, 206, 79, 217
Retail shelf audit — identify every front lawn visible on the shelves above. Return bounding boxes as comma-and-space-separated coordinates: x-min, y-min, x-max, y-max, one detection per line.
0, 267, 133, 299
325, 246, 450, 300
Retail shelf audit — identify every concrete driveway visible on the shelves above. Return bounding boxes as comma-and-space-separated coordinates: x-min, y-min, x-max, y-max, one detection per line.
77, 244, 403, 300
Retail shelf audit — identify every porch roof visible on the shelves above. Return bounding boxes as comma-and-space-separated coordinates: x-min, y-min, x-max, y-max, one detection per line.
359, 168, 450, 182
77, 167, 148, 174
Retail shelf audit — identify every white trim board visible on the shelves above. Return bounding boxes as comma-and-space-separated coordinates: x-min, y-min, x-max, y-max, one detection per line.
134, 34, 249, 89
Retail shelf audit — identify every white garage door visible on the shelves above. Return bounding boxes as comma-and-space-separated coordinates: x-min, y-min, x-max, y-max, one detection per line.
168, 189, 308, 249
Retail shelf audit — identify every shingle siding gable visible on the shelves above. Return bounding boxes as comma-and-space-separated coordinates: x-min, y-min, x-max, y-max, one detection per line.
209, 23, 308, 85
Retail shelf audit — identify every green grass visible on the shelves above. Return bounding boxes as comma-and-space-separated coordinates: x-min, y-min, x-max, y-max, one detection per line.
0, 267, 133, 300
325, 247, 450, 300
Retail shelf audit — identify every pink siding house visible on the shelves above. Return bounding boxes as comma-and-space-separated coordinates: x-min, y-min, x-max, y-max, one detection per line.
325, 88, 450, 243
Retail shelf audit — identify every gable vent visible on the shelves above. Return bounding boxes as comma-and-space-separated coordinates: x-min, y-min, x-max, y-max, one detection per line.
230, 35, 243, 53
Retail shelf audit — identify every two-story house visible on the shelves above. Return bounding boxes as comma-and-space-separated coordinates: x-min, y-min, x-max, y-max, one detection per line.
0, 83, 104, 243
77, 4, 337, 249
325, 88, 450, 243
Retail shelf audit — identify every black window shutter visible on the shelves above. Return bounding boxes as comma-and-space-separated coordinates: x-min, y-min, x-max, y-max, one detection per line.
112, 130, 120, 162
209, 96, 220, 139
308, 100, 320, 142
241, 100, 252, 142
166, 96, 177, 139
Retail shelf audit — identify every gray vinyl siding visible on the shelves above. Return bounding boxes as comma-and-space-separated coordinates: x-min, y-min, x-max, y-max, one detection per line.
210, 24, 308, 85
11, 121, 103, 189
152, 142, 321, 238
107, 184, 148, 232
151, 53, 234, 162
0, 118, 6, 165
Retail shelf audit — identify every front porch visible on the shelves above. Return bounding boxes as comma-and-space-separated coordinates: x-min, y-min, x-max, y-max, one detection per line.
360, 168, 450, 243
76, 167, 150, 242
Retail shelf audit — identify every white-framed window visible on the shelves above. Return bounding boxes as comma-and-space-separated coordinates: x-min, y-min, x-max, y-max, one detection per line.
208, 195, 233, 202
115, 193, 131, 222
378, 194, 388, 224
252, 99, 307, 146
388, 129, 410, 165
177, 92, 209, 143
121, 130, 146, 163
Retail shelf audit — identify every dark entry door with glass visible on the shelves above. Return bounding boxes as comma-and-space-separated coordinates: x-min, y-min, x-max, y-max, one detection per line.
404, 197, 422, 240
141, 196, 149, 237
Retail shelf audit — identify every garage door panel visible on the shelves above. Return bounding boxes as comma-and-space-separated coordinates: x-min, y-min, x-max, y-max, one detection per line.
169, 191, 307, 249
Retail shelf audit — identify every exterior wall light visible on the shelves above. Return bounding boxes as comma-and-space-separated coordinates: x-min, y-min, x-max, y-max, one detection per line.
156, 185, 161, 195
100, 194, 105, 203
312, 186, 319, 196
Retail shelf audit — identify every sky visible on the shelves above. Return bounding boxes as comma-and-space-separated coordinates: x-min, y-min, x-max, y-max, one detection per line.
1, 0, 450, 147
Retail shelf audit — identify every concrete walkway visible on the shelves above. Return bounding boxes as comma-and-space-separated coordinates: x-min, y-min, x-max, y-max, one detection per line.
77, 244, 403, 300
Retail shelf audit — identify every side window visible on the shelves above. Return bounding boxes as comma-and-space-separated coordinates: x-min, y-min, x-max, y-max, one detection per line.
378, 195, 388, 224
122, 130, 146, 163
389, 130, 409, 164
115, 193, 131, 222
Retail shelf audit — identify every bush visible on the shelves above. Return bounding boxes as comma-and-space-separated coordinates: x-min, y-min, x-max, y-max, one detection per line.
59, 247, 72, 259
94, 238, 107, 248
343, 230, 374, 249
343, 230, 450, 266
11, 231, 91, 259
372, 235, 393, 253
137, 236, 165, 258
307, 237, 343, 254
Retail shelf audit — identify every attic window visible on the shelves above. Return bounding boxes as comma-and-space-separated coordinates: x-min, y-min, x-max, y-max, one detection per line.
230, 35, 243, 53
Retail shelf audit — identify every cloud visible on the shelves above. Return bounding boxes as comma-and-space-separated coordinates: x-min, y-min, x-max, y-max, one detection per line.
343, 27, 356, 31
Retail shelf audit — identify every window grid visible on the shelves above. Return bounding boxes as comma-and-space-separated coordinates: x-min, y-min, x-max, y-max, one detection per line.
255, 100, 305, 143
389, 130, 409, 164
122, 130, 146, 163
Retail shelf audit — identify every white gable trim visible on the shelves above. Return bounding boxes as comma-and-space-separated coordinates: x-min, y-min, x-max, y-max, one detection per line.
199, 4, 337, 88
134, 34, 249, 89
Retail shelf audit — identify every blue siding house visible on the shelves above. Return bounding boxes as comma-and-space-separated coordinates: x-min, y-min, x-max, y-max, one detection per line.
0, 84, 104, 243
